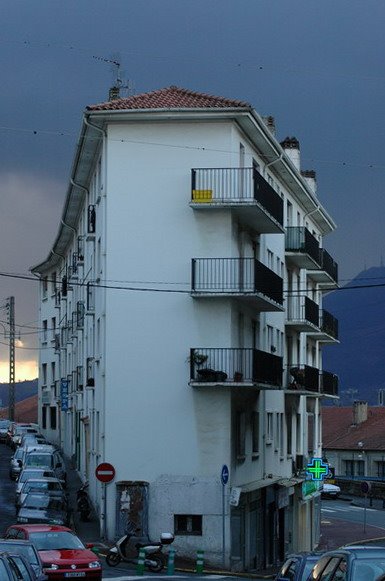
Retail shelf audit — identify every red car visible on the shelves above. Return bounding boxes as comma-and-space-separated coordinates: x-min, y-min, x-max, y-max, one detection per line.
5, 524, 102, 579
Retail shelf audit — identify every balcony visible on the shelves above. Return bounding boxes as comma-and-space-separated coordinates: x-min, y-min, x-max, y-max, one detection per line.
286, 296, 320, 331
286, 364, 321, 395
285, 227, 321, 269
191, 168, 284, 233
305, 309, 339, 342
191, 258, 284, 311
189, 348, 283, 388
308, 248, 338, 288
321, 370, 339, 397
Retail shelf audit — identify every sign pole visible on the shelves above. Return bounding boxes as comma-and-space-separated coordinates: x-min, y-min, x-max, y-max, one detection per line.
220, 465, 229, 569
95, 462, 116, 541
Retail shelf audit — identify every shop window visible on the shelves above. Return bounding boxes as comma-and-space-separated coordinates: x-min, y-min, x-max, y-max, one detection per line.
174, 515, 202, 536
50, 407, 57, 430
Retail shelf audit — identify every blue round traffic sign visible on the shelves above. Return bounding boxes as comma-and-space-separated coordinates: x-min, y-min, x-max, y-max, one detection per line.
221, 465, 229, 485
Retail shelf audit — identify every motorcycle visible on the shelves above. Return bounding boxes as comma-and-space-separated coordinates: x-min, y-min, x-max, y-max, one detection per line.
76, 481, 91, 522
105, 522, 174, 572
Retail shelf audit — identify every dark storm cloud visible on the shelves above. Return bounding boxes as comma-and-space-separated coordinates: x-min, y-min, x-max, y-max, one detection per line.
0, 0, 384, 369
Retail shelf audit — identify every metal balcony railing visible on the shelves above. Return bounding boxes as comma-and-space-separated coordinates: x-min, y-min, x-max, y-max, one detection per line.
285, 227, 321, 266
320, 309, 339, 340
287, 296, 319, 327
319, 248, 338, 284
190, 348, 283, 387
322, 371, 339, 396
287, 364, 320, 393
191, 258, 283, 305
191, 168, 283, 226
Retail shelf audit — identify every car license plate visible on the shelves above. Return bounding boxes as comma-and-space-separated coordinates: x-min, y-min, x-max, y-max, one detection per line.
64, 573, 86, 578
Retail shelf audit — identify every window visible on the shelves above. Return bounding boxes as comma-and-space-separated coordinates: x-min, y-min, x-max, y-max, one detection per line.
286, 412, 292, 456
42, 406, 47, 429
51, 272, 56, 295
41, 363, 47, 386
42, 320, 48, 343
252, 411, 259, 456
266, 412, 273, 444
356, 460, 365, 476
51, 317, 56, 340
50, 407, 57, 430
236, 411, 246, 459
42, 277, 48, 298
51, 362, 55, 385
377, 461, 385, 478
344, 460, 354, 477
174, 515, 202, 536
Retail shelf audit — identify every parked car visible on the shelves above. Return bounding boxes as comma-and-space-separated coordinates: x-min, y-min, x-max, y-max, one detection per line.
0, 419, 11, 442
12, 426, 40, 449
16, 469, 56, 497
275, 552, 323, 580
17, 478, 65, 509
321, 482, 341, 499
0, 539, 48, 580
307, 546, 385, 580
9, 447, 25, 480
5, 524, 102, 580
0, 551, 37, 580
17, 492, 70, 526
23, 451, 66, 484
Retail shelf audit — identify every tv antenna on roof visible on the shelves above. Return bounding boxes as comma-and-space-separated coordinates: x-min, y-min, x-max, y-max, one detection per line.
108, 55, 133, 100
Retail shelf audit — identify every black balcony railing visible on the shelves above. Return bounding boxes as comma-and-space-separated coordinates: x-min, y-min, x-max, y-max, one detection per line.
288, 364, 320, 393
191, 258, 283, 305
320, 309, 339, 340
190, 348, 283, 387
287, 296, 319, 327
322, 371, 339, 396
191, 168, 283, 226
285, 227, 321, 266
319, 248, 338, 284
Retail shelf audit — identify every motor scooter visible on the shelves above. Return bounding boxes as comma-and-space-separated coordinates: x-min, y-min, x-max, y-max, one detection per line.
105, 522, 174, 572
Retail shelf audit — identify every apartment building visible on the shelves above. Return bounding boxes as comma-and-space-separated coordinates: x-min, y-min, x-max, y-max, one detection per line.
31, 86, 339, 571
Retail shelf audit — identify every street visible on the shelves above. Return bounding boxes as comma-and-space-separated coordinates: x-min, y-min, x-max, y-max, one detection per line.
322, 498, 385, 531
0, 443, 259, 580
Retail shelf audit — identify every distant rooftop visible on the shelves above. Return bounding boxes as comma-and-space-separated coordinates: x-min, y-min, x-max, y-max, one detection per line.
322, 405, 385, 450
87, 85, 252, 112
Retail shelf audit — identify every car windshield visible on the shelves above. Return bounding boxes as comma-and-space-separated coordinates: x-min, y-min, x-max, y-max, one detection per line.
29, 531, 85, 551
0, 420, 10, 429
303, 558, 320, 579
24, 481, 62, 492
352, 558, 385, 579
0, 542, 39, 565
22, 494, 65, 510
25, 455, 52, 468
14, 449, 24, 460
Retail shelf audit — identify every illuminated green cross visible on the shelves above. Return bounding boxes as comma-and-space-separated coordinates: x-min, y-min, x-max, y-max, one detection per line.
306, 457, 329, 481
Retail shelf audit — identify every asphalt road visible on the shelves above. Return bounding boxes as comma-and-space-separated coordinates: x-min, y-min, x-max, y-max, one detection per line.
0, 444, 259, 580
322, 498, 385, 532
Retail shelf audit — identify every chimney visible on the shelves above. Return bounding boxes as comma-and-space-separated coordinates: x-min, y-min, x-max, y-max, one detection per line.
352, 401, 368, 425
108, 86, 120, 101
281, 136, 300, 171
301, 169, 317, 194
262, 116, 276, 136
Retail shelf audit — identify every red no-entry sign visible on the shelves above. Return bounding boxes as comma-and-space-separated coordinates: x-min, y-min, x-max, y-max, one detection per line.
95, 462, 116, 483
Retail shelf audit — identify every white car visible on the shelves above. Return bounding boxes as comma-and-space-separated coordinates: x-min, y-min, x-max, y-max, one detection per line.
321, 482, 341, 498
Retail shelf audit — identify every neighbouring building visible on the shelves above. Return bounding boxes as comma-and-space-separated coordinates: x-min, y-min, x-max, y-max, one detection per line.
323, 401, 385, 479
31, 86, 339, 571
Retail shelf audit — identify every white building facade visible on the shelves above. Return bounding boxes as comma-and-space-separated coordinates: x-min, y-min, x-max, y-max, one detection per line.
32, 86, 339, 571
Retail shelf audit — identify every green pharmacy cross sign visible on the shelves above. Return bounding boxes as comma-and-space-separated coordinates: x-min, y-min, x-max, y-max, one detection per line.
306, 457, 329, 481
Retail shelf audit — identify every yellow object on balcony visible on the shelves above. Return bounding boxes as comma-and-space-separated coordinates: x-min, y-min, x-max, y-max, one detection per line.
192, 189, 213, 203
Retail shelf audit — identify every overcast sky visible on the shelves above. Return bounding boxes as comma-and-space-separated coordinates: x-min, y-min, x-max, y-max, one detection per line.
0, 0, 384, 380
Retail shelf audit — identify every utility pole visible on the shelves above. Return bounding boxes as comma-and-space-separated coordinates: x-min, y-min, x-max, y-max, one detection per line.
7, 297, 15, 421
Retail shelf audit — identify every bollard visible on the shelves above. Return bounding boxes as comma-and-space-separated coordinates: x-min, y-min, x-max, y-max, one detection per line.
137, 548, 146, 576
195, 549, 204, 574
167, 548, 176, 575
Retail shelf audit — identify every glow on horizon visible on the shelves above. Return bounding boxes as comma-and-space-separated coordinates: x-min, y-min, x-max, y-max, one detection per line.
0, 360, 38, 383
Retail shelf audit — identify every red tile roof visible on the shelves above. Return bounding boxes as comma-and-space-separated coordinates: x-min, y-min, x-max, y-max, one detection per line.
87, 85, 251, 112
322, 406, 385, 450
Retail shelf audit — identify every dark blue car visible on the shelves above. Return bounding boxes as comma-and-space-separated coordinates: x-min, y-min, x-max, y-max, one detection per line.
275, 552, 323, 581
